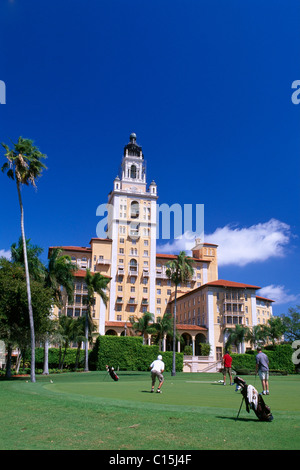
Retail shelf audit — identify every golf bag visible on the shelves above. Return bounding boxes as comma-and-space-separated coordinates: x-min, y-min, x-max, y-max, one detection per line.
106, 365, 119, 382
234, 376, 273, 422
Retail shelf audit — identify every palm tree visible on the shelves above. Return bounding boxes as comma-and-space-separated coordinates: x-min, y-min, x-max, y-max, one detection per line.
73, 317, 87, 370
11, 237, 45, 282
1, 137, 47, 383
45, 248, 77, 306
132, 311, 156, 344
166, 251, 194, 376
152, 312, 173, 350
225, 324, 250, 353
57, 316, 77, 370
84, 269, 110, 371
245, 324, 267, 349
263, 316, 286, 346
42, 247, 78, 374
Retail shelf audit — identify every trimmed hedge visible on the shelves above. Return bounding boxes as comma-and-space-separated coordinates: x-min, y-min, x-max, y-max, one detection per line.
89, 335, 184, 372
232, 344, 296, 375
25, 347, 85, 370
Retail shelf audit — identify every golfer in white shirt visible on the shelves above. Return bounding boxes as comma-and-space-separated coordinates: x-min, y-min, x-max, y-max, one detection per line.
150, 355, 165, 393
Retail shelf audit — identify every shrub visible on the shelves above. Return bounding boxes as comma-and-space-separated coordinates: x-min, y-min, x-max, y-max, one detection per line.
199, 343, 211, 356
89, 335, 183, 372
183, 345, 193, 355
232, 344, 296, 374
25, 347, 85, 370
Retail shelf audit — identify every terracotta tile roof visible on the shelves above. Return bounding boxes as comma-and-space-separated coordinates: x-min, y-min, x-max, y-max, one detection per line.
205, 279, 261, 289
176, 324, 207, 331
104, 321, 206, 332
105, 321, 133, 328
156, 253, 209, 262
74, 270, 111, 279
256, 295, 275, 303
169, 279, 261, 304
49, 246, 92, 253
89, 238, 112, 244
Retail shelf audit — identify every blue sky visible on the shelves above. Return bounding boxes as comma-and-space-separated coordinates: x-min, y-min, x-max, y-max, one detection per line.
0, 0, 299, 315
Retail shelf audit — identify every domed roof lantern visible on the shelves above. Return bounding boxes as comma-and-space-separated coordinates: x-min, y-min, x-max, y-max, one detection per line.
124, 132, 143, 158
130, 132, 137, 143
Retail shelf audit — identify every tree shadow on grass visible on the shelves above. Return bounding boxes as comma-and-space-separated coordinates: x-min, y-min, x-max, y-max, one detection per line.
217, 416, 261, 422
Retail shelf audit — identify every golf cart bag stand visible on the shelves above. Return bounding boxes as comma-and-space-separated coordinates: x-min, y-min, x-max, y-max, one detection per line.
234, 376, 273, 422
106, 365, 119, 381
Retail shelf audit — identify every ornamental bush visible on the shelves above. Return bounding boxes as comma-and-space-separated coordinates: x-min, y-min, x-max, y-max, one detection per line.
89, 335, 183, 372
232, 344, 295, 374
25, 347, 85, 370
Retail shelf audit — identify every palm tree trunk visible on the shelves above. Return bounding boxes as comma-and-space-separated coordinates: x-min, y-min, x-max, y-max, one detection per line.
42, 338, 49, 375
5, 343, 13, 378
172, 284, 178, 376
84, 311, 89, 372
75, 341, 81, 370
61, 343, 67, 370
17, 181, 36, 383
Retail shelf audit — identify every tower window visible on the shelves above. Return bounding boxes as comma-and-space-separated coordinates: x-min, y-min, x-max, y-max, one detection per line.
130, 165, 137, 179
130, 201, 139, 218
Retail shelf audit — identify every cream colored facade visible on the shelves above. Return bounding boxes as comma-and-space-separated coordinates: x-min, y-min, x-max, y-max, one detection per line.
169, 279, 274, 360
49, 133, 274, 362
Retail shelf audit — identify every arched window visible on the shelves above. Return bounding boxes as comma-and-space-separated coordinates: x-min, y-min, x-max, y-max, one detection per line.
130, 200, 139, 218
129, 258, 138, 275
130, 165, 137, 179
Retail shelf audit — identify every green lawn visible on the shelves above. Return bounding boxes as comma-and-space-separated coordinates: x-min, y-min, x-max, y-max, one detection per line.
0, 371, 299, 450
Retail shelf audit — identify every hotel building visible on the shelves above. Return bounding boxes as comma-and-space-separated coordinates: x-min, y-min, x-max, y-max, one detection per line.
49, 133, 274, 367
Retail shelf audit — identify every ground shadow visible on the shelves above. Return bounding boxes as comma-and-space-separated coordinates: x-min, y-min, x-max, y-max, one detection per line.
217, 416, 260, 422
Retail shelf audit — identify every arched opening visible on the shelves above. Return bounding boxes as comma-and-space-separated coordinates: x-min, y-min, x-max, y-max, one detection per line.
180, 333, 192, 352
195, 333, 206, 355
105, 329, 118, 336
129, 258, 138, 275
130, 200, 139, 218
130, 165, 137, 179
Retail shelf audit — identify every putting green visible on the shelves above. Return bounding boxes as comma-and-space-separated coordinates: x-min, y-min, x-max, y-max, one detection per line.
1, 371, 300, 450
42, 371, 300, 414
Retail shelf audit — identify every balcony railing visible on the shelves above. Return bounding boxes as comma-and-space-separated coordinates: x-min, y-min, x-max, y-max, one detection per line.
129, 229, 140, 239
128, 267, 138, 276
97, 258, 111, 265
223, 314, 244, 325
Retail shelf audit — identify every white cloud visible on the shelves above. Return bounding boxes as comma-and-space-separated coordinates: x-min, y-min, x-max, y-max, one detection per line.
206, 219, 291, 266
0, 249, 11, 260
157, 231, 197, 254
157, 219, 292, 267
257, 285, 300, 305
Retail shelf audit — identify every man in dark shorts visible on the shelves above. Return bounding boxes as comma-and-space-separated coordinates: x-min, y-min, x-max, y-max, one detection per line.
222, 350, 233, 385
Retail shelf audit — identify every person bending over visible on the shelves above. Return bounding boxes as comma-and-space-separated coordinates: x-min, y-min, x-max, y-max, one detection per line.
150, 355, 165, 393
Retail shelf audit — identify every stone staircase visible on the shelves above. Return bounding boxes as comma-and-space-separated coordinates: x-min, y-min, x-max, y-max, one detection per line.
183, 355, 222, 373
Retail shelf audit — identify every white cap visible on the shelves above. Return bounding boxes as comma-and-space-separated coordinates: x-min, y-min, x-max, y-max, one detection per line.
157, 355, 162, 360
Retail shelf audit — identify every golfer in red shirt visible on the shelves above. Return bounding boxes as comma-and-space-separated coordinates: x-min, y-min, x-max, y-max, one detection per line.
222, 351, 233, 385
